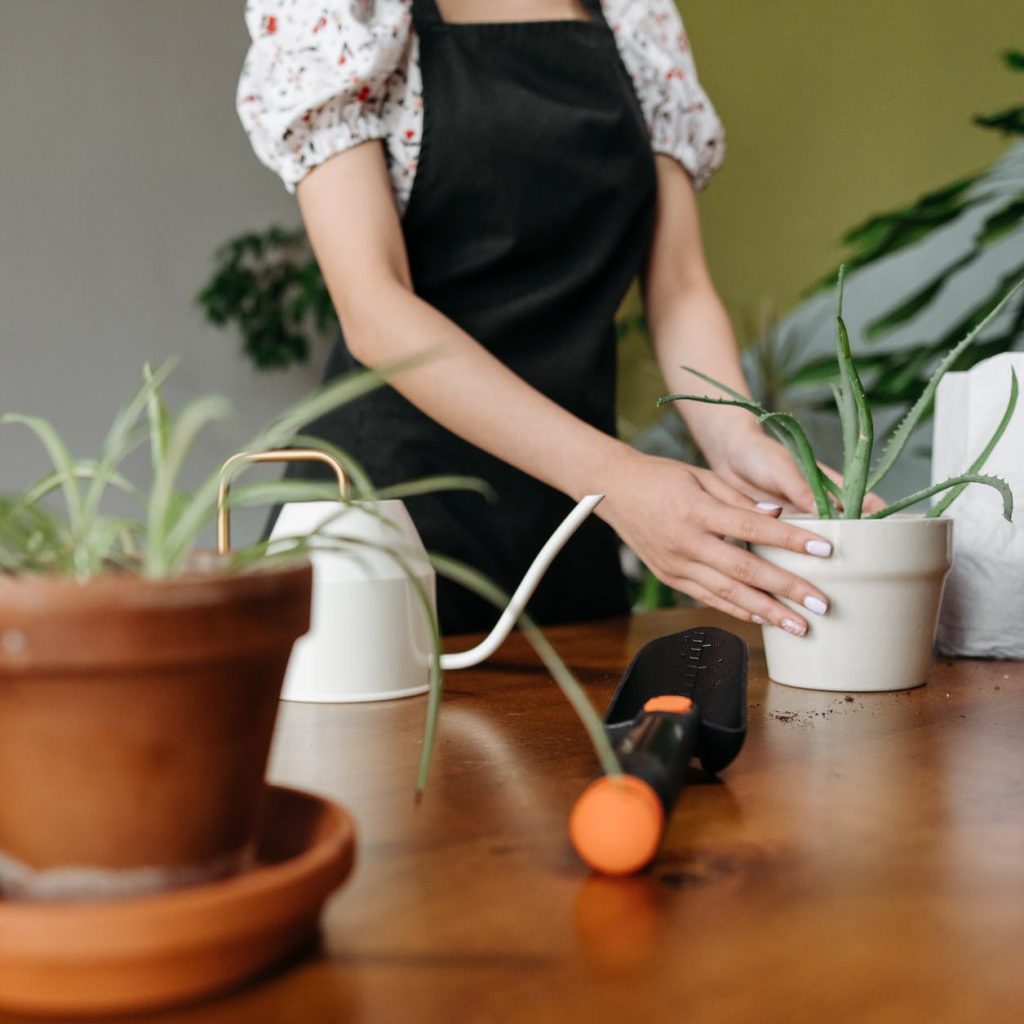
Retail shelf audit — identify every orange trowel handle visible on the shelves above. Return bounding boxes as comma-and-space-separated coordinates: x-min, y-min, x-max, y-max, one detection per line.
569, 696, 699, 876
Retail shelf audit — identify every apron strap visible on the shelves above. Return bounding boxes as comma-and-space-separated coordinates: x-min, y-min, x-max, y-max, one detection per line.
579, 0, 608, 24
412, 0, 445, 30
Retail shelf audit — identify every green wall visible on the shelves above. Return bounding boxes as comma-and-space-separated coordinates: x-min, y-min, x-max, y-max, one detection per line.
682, 0, 1019, 315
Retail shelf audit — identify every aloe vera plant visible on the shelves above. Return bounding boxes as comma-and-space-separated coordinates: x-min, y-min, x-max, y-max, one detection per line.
659, 270, 1022, 521
1, 361, 621, 790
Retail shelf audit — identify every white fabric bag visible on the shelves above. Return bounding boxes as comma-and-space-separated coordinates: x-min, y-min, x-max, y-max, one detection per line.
932, 352, 1024, 658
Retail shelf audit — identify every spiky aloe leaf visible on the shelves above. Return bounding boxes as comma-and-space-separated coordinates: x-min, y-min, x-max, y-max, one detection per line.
867, 277, 1024, 492
869, 473, 1013, 521
927, 368, 1018, 518
834, 296, 874, 517
659, 367, 833, 517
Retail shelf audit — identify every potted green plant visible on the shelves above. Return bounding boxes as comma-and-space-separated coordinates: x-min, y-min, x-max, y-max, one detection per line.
659, 271, 1020, 692
0, 359, 620, 902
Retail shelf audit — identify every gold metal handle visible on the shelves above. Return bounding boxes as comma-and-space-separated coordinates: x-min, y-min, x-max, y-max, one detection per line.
216, 449, 349, 554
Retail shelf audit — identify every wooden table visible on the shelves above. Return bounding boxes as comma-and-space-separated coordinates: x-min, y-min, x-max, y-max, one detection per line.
144, 610, 1024, 1022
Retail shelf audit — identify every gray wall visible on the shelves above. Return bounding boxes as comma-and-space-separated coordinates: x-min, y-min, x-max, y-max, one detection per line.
0, 1, 321, 543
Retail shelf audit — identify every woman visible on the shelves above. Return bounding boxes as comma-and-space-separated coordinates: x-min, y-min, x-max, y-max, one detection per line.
237, 0, 871, 634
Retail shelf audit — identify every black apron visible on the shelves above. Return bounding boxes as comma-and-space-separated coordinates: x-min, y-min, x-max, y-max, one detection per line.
281, 0, 657, 635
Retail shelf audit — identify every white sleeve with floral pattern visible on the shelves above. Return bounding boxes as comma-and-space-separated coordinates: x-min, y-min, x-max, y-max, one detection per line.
235, 1, 723, 202
605, 0, 725, 190
237, 0, 418, 195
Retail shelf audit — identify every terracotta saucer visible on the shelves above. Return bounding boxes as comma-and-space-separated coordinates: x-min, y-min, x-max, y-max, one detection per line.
0, 784, 355, 1018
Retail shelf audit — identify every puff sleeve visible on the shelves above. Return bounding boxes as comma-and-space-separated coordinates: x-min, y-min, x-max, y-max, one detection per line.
608, 0, 725, 190
236, 1, 413, 193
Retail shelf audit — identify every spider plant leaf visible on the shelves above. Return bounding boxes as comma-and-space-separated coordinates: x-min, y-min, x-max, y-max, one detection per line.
252, 354, 432, 453
870, 473, 1013, 521
374, 475, 496, 503
21, 464, 142, 510
428, 551, 621, 787
867, 276, 1024, 492
81, 359, 178, 529
928, 368, 1018, 518
1, 414, 84, 535
146, 394, 233, 576
285, 433, 376, 497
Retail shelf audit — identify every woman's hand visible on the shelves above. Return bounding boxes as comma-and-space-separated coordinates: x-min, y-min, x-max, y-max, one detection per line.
600, 450, 837, 635
705, 423, 886, 516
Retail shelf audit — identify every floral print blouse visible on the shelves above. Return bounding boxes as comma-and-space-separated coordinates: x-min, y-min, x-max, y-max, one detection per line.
237, 0, 725, 209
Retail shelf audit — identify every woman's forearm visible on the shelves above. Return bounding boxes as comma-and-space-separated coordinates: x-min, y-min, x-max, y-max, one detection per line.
297, 141, 634, 503
341, 278, 635, 499
643, 155, 761, 465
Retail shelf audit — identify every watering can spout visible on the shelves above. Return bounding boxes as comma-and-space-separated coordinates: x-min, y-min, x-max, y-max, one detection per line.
439, 494, 605, 670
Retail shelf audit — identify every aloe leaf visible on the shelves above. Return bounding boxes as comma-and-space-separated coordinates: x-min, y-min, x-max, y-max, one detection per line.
785, 353, 889, 389
928, 368, 1018, 518
870, 473, 1013, 521
835, 312, 873, 518
659, 388, 833, 517
428, 552, 621, 785
831, 384, 856, 493
867, 276, 1024, 492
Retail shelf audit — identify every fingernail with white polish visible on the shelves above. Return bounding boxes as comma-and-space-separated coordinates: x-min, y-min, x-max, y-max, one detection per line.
782, 617, 807, 636
756, 502, 783, 512
803, 595, 828, 616
752, 615, 765, 625
805, 539, 832, 557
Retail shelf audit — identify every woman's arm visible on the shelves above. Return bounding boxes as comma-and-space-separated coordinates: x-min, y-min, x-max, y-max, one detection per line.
643, 155, 884, 513
298, 142, 836, 634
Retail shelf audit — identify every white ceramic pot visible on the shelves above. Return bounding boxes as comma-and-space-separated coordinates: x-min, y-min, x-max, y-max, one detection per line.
750, 515, 953, 692
271, 500, 435, 702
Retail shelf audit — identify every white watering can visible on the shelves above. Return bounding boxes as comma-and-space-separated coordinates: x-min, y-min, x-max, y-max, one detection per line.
218, 449, 603, 703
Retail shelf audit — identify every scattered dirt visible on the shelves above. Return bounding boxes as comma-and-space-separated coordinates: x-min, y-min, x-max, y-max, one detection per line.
844, 695, 855, 703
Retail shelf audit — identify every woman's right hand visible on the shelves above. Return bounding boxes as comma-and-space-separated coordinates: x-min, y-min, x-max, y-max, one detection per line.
599, 451, 835, 636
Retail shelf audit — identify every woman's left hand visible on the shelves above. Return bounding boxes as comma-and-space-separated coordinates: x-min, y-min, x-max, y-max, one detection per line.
707, 426, 886, 515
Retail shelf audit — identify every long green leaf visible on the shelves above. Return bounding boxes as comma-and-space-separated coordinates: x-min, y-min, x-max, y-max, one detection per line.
870, 473, 1013, 520
659, 389, 833, 517
1, 414, 85, 570
82, 359, 177, 527
867, 276, 1024, 491
928, 368, 1018, 518
428, 552, 621, 787
835, 309, 873, 518
146, 395, 233, 576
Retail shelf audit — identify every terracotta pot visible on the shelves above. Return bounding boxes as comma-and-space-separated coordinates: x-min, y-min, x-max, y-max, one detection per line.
750, 515, 953, 692
0, 557, 312, 901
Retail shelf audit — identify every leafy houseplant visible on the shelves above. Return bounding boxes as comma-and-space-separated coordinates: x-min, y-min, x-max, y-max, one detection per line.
0, 361, 620, 901
659, 271, 1021, 692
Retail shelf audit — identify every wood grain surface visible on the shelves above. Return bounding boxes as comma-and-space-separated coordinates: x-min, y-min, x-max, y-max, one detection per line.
17, 609, 1024, 1024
